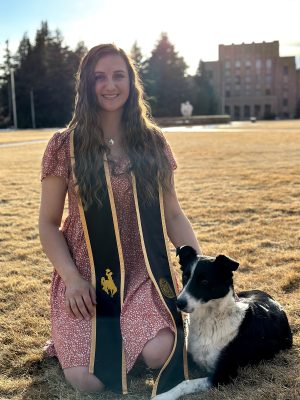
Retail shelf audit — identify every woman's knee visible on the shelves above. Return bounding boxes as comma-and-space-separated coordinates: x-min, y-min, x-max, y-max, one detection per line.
63, 366, 105, 393
142, 328, 175, 369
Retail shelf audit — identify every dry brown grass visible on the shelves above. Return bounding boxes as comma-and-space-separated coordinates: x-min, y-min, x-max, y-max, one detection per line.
0, 130, 52, 145
0, 120, 299, 400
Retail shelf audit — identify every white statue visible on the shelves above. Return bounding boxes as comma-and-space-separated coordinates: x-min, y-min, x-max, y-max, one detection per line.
180, 101, 193, 117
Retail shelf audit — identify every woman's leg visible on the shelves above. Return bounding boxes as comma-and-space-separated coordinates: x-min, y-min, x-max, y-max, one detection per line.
141, 328, 175, 369
63, 366, 105, 393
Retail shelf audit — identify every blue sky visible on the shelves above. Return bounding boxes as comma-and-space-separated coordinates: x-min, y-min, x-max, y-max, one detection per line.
1, 0, 300, 74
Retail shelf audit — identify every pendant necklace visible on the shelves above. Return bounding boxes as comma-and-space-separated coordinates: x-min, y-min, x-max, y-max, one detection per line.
108, 138, 114, 146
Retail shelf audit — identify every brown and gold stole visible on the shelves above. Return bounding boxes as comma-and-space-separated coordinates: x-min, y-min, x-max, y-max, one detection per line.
70, 131, 188, 397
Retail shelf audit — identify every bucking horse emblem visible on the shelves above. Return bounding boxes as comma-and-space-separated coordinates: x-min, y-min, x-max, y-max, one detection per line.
101, 268, 117, 297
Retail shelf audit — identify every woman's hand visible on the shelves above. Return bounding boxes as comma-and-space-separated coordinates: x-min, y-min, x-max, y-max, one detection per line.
64, 274, 97, 321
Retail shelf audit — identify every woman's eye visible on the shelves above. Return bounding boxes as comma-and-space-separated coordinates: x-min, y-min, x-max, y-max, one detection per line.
95, 75, 105, 81
114, 73, 125, 80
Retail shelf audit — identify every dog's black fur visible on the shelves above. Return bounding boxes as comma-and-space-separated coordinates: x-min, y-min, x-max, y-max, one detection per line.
177, 246, 293, 387
154, 246, 293, 400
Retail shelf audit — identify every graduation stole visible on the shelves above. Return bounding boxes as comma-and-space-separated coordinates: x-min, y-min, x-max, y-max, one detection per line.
70, 131, 189, 397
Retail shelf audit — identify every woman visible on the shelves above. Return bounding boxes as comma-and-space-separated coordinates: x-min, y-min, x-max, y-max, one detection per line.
39, 43, 201, 396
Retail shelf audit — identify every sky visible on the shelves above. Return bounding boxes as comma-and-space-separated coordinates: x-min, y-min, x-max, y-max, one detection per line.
1, 0, 300, 75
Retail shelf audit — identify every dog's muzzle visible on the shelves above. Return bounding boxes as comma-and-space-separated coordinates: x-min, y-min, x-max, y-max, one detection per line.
176, 297, 188, 312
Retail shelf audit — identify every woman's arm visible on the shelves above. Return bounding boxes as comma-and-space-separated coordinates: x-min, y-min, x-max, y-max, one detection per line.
163, 175, 202, 255
39, 176, 96, 320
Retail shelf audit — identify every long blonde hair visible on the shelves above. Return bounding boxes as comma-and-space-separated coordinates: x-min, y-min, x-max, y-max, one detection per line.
68, 43, 173, 209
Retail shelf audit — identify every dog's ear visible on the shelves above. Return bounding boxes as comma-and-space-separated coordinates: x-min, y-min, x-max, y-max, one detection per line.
176, 246, 198, 269
215, 254, 239, 271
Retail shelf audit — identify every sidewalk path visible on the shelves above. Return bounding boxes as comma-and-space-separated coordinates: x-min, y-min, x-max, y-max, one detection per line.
0, 139, 48, 148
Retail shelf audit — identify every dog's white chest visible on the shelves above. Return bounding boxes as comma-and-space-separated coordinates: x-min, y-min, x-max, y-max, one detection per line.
188, 302, 247, 371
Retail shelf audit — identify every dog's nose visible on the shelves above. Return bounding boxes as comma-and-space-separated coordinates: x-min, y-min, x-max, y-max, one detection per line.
176, 297, 187, 311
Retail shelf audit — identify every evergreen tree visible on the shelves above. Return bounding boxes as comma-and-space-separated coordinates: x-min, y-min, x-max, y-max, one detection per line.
13, 33, 34, 127
0, 40, 13, 126
192, 60, 218, 115
6, 21, 87, 128
143, 33, 188, 117
130, 41, 143, 71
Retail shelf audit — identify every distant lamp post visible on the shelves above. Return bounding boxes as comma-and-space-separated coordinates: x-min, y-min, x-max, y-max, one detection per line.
10, 68, 18, 129
30, 89, 36, 129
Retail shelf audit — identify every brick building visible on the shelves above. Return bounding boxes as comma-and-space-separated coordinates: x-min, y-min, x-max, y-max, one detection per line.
204, 41, 300, 120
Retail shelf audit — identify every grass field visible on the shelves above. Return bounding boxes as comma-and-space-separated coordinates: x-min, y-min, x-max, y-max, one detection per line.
0, 120, 299, 400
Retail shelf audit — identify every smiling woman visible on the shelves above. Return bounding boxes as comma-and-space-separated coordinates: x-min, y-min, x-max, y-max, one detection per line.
39, 43, 201, 397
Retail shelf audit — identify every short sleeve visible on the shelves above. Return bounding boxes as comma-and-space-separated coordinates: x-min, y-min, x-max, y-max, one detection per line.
163, 137, 177, 171
41, 131, 70, 182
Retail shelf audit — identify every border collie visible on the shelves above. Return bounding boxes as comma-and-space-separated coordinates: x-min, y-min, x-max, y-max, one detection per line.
154, 246, 293, 400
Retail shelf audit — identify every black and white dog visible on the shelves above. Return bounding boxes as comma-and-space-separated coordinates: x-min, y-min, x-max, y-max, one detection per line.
154, 246, 293, 400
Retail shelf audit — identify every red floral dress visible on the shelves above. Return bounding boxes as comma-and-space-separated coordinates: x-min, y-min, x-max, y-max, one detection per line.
41, 131, 177, 372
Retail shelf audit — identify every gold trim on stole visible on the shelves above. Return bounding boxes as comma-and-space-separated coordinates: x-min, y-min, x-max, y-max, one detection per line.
70, 132, 97, 373
158, 185, 189, 381
103, 156, 128, 394
131, 174, 178, 398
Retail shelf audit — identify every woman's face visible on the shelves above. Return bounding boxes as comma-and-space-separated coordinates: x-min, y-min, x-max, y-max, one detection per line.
94, 54, 130, 114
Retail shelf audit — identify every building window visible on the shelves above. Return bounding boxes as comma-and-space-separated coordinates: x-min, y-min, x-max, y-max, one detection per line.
264, 105, 273, 119
283, 66, 289, 75
235, 60, 241, 68
225, 105, 231, 115
235, 75, 241, 84
245, 76, 251, 83
225, 61, 231, 69
265, 88, 271, 95
265, 75, 272, 84
225, 90, 231, 98
234, 105, 240, 120
283, 98, 288, 106
266, 59, 272, 69
245, 60, 252, 68
254, 105, 261, 118
244, 105, 251, 118
256, 59, 262, 69
208, 70, 213, 79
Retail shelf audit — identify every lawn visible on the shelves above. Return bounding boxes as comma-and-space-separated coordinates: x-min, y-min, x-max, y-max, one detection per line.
0, 120, 299, 399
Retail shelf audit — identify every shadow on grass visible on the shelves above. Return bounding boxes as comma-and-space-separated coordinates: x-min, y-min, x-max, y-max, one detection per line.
20, 356, 155, 400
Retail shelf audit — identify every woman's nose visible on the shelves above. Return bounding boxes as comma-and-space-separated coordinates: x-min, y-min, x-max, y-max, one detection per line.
104, 77, 116, 90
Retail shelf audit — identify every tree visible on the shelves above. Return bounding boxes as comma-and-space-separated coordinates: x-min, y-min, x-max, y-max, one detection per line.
5, 21, 87, 128
143, 33, 188, 117
130, 41, 143, 71
0, 40, 14, 126
192, 60, 218, 115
